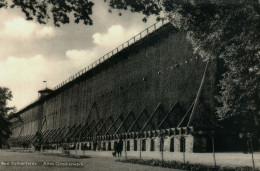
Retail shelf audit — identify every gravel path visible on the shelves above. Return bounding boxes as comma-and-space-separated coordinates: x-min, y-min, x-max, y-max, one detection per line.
0, 150, 180, 171
68, 150, 260, 168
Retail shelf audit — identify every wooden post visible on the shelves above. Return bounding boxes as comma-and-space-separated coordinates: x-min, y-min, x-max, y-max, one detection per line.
75, 143, 77, 155
249, 133, 255, 171
183, 136, 185, 164
83, 143, 85, 156
211, 132, 216, 167
160, 130, 164, 165
187, 61, 209, 127
161, 137, 164, 165
125, 140, 127, 160
140, 138, 142, 158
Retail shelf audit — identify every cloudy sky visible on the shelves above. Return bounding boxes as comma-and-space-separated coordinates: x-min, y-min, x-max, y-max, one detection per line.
0, 1, 156, 111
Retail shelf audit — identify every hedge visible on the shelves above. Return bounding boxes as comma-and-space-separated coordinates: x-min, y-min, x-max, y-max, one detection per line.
117, 159, 258, 171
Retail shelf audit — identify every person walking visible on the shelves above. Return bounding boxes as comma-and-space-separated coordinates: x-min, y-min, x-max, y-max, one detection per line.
117, 138, 123, 157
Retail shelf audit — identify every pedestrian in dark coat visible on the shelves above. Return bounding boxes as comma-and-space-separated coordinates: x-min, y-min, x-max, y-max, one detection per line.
113, 141, 118, 157
117, 138, 123, 157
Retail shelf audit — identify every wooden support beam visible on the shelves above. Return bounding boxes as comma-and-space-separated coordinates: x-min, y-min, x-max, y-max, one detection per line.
127, 109, 149, 133
141, 103, 164, 132
187, 61, 209, 127
71, 124, 85, 140
18, 126, 24, 137
114, 111, 135, 135
31, 135, 37, 144
85, 101, 100, 122
43, 129, 55, 142
73, 119, 91, 140
28, 135, 35, 143
157, 102, 180, 129
48, 128, 60, 142
105, 114, 124, 135
177, 101, 195, 128
38, 116, 47, 133
50, 126, 65, 143
79, 120, 95, 140
63, 124, 76, 139
54, 125, 70, 142
17, 116, 25, 138
41, 130, 51, 141
47, 127, 62, 143
68, 124, 82, 140
95, 116, 113, 136
86, 118, 104, 137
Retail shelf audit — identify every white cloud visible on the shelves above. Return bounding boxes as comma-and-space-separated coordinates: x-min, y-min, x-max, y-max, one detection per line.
3, 17, 36, 38
0, 5, 156, 112
0, 55, 71, 109
1, 17, 56, 39
36, 26, 56, 38
0, 53, 98, 110
1, 24, 144, 110
0, 55, 49, 109
93, 25, 125, 47
65, 24, 142, 69
93, 25, 141, 48
66, 50, 97, 68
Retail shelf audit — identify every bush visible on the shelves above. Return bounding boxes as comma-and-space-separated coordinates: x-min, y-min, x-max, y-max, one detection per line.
117, 159, 258, 171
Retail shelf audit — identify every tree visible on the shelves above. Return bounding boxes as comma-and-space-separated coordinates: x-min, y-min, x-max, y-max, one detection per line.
0, 87, 15, 148
1, 0, 259, 133
0, 0, 94, 27
106, 0, 260, 134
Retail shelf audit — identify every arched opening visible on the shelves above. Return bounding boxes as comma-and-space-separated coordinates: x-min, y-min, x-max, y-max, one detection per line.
180, 137, 185, 152
89, 142, 92, 150
97, 141, 101, 151
150, 139, 155, 151
134, 139, 137, 151
170, 137, 174, 152
127, 140, 130, 151
103, 142, 106, 151
108, 141, 111, 151
81, 143, 86, 150
142, 139, 146, 151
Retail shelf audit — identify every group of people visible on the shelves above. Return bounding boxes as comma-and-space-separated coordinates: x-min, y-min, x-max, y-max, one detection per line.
113, 138, 123, 157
